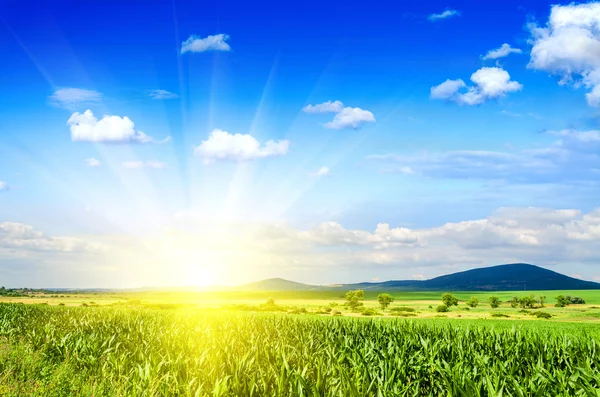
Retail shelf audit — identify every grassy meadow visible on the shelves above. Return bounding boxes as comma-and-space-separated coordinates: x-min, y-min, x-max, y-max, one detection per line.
0, 289, 599, 395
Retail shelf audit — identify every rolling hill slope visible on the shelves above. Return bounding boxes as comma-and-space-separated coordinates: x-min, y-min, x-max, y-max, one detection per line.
241, 263, 600, 291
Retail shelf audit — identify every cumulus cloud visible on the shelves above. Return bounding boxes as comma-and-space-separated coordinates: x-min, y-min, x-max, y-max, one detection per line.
49, 88, 102, 109
428, 9, 460, 21
300, 207, 600, 268
181, 34, 231, 53
528, 2, 600, 107
122, 161, 167, 170
85, 158, 101, 168
430, 67, 522, 105
193, 129, 289, 164
303, 100, 376, 129
170, 206, 600, 272
309, 166, 331, 177
67, 110, 171, 144
482, 43, 522, 60
299, 222, 419, 249
147, 89, 178, 100
366, 129, 600, 184
0, 222, 103, 253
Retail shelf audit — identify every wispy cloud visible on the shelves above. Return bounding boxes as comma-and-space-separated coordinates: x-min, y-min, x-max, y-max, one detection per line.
0, 181, 8, 191
428, 9, 460, 22
85, 158, 101, 168
147, 89, 178, 100
181, 34, 231, 54
49, 88, 102, 109
366, 130, 600, 184
482, 43, 522, 60
309, 166, 331, 177
122, 161, 167, 170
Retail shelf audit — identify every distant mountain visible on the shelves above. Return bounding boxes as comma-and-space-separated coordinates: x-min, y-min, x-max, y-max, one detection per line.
349, 263, 600, 291
238, 278, 320, 291
242, 264, 600, 291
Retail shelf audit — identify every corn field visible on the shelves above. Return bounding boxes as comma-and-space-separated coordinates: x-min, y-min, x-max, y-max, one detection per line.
0, 303, 599, 396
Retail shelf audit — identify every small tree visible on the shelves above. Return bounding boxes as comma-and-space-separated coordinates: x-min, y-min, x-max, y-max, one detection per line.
441, 293, 459, 308
539, 295, 546, 307
555, 295, 570, 307
488, 296, 501, 309
344, 290, 365, 312
466, 297, 479, 308
377, 293, 394, 311
509, 297, 519, 308
519, 294, 537, 309
436, 304, 449, 313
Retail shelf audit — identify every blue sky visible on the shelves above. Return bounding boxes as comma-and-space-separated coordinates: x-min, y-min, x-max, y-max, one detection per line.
1, 0, 600, 288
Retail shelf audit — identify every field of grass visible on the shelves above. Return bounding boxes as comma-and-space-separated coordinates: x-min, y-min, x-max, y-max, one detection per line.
1, 303, 600, 396
1, 290, 599, 395
2, 288, 600, 323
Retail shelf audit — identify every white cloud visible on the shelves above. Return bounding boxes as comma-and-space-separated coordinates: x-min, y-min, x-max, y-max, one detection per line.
431, 67, 522, 105
0, 222, 102, 253
0, 182, 7, 191
193, 129, 289, 164
325, 107, 376, 129
482, 43, 522, 60
309, 166, 331, 177
181, 34, 231, 53
67, 110, 171, 144
302, 100, 344, 113
49, 88, 102, 109
303, 100, 376, 129
528, 2, 600, 107
299, 222, 419, 249
122, 161, 167, 170
430, 79, 466, 99
428, 9, 460, 21
85, 158, 101, 168
147, 89, 178, 100
6, 207, 600, 285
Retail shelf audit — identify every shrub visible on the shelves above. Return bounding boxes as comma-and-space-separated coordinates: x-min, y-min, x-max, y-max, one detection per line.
331, 310, 342, 316
393, 312, 417, 317
390, 307, 416, 313
361, 308, 380, 316
491, 313, 510, 318
436, 305, 449, 313
534, 311, 552, 319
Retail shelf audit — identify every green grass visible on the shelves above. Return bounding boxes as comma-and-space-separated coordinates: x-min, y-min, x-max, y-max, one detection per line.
0, 303, 599, 396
